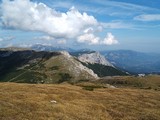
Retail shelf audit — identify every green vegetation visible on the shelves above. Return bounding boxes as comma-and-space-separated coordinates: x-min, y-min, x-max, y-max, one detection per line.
1, 49, 160, 119
0, 50, 98, 84
58, 73, 72, 83
82, 63, 127, 77
50, 66, 59, 70
99, 75, 160, 90
76, 82, 108, 91
82, 85, 105, 91
0, 50, 60, 83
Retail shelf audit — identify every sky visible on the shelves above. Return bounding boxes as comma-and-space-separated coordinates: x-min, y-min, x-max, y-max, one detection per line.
0, 0, 160, 52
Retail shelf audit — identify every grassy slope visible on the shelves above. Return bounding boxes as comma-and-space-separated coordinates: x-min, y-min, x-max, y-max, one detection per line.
0, 82, 160, 120
0, 51, 97, 83
100, 75, 160, 90
0, 50, 60, 83
44, 54, 97, 82
83, 63, 127, 77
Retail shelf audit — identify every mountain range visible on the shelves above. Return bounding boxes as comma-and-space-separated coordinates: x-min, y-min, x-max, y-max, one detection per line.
101, 50, 160, 74
31, 45, 160, 74
31, 44, 75, 52
1, 44, 159, 83
0, 47, 127, 83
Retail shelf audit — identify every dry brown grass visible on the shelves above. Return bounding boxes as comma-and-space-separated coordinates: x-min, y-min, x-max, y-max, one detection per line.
100, 75, 160, 90
0, 82, 160, 120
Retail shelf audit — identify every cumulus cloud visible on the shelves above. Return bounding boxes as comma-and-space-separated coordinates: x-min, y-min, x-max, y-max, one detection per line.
134, 14, 160, 21
102, 33, 118, 45
77, 33, 100, 45
0, 0, 98, 38
0, 0, 119, 46
77, 32, 118, 45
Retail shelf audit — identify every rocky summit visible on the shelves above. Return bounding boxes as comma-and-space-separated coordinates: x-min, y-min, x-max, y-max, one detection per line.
78, 51, 113, 67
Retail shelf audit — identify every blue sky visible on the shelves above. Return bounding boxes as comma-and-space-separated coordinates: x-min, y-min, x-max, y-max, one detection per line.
0, 0, 160, 52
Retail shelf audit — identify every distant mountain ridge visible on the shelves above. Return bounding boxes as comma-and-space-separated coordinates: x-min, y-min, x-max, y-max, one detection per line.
101, 50, 160, 74
31, 44, 75, 52
31, 44, 160, 74
3, 44, 159, 74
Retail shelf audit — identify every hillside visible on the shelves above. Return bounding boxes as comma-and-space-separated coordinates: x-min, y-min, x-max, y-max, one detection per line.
0, 82, 160, 120
99, 75, 160, 90
29, 44, 160, 74
83, 63, 128, 77
76, 51, 128, 77
0, 48, 129, 84
0, 49, 98, 83
78, 52, 113, 66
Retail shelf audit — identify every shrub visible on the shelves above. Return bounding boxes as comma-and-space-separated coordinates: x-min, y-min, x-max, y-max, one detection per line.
58, 73, 72, 83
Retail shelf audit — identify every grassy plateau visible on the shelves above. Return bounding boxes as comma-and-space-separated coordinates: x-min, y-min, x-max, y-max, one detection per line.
0, 75, 160, 120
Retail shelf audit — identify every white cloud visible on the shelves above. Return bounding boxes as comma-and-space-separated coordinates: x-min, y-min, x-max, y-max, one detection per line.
18, 44, 32, 48
84, 27, 94, 33
34, 36, 54, 40
0, 38, 3, 42
57, 39, 66, 44
50, 0, 159, 18
101, 21, 134, 29
0, 0, 98, 39
5, 43, 13, 47
0, 0, 119, 46
34, 43, 52, 46
0, 36, 14, 42
77, 33, 100, 45
5, 36, 15, 41
0, 22, 2, 27
91, 0, 160, 14
101, 33, 118, 45
77, 32, 118, 45
134, 14, 160, 21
